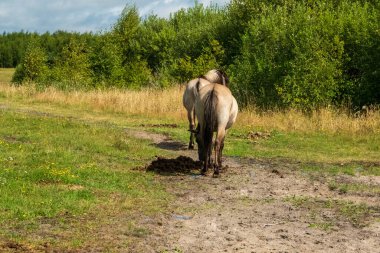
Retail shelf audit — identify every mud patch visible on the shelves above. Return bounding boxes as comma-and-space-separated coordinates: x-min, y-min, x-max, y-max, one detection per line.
1, 135, 29, 143
271, 168, 284, 178
155, 141, 187, 151
146, 156, 202, 175
0, 241, 31, 252
247, 131, 271, 140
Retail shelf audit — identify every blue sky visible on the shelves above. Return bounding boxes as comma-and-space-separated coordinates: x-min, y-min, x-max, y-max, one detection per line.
0, 0, 230, 33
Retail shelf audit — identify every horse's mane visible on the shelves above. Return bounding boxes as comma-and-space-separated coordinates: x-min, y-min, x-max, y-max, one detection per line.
216, 70, 229, 87
204, 69, 229, 87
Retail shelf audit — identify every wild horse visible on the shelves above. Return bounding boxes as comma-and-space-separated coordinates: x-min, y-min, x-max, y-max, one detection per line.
182, 69, 229, 149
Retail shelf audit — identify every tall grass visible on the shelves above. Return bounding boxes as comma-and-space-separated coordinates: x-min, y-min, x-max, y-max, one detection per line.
238, 107, 380, 135
1, 82, 379, 135
0, 68, 14, 84
0, 83, 185, 117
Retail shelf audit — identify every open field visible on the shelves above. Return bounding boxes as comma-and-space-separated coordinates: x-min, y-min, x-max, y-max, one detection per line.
0, 69, 379, 252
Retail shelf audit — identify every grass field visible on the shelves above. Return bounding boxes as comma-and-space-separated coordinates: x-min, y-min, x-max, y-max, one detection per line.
0, 105, 172, 251
0, 68, 379, 251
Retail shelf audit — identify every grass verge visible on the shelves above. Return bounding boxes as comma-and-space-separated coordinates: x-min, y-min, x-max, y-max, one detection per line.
285, 196, 380, 228
0, 109, 170, 251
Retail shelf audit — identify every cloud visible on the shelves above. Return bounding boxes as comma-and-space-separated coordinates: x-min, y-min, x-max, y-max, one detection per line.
0, 0, 230, 33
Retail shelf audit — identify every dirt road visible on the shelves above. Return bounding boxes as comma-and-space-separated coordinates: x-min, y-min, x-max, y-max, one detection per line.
128, 129, 380, 253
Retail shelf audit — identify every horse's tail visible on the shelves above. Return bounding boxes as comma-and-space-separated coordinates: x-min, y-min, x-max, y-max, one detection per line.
203, 87, 217, 160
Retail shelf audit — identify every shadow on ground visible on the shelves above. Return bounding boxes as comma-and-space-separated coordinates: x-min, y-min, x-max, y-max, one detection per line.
154, 141, 188, 151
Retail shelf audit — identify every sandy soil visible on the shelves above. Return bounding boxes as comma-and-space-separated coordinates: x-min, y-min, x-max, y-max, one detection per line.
127, 129, 380, 253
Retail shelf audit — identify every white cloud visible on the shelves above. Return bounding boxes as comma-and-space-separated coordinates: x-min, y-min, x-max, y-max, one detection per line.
0, 0, 230, 33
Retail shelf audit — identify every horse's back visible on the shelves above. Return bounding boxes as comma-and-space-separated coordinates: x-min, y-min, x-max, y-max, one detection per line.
183, 78, 211, 110
182, 79, 197, 110
213, 84, 238, 129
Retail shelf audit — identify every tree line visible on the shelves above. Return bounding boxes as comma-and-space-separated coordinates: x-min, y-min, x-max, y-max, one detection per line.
1, 0, 379, 110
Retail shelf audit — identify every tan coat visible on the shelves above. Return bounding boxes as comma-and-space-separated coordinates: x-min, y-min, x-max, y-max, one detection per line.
195, 83, 238, 175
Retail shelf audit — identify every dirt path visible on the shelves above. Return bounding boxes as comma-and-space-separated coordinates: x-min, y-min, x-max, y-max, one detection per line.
127, 129, 380, 253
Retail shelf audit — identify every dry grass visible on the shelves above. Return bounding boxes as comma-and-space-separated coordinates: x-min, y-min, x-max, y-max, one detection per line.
0, 68, 14, 84
0, 83, 184, 116
238, 106, 380, 135
1, 82, 379, 135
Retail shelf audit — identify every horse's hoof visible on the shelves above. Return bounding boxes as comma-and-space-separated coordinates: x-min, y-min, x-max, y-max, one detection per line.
213, 165, 221, 177
188, 145, 194, 150
212, 172, 220, 178
201, 168, 207, 175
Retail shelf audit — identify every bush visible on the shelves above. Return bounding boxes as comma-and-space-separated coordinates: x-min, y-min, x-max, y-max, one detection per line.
11, 64, 25, 85
89, 35, 125, 88
229, 0, 379, 110
338, 1, 380, 107
122, 60, 153, 89
12, 41, 48, 84
170, 39, 225, 82
48, 39, 93, 90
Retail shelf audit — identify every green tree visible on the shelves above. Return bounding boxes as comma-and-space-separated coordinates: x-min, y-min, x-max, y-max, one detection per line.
12, 40, 48, 84
89, 34, 125, 87
49, 38, 92, 89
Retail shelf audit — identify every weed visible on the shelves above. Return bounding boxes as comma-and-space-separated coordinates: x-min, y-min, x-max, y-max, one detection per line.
309, 222, 334, 231
328, 181, 380, 196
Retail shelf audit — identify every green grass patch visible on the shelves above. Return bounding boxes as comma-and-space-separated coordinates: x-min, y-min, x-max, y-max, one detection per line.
138, 125, 380, 165
361, 166, 380, 176
0, 110, 170, 241
302, 164, 380, 177
224, 130, 380, 163
140, 121, 379, 163
285, 195, 379, 227
328, 181, 380, 196
302, 164, 357, 176
308, 222, 334, 231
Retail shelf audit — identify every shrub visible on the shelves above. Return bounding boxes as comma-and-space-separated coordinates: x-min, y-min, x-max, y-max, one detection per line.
89, 35, 125, 88
12, 41, 48, 84
48, 38, 93, 89
229, 0, 379, 110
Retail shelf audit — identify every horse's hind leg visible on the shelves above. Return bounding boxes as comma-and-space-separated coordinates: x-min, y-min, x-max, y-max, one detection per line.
201, 136, 213, 175
187, 109, 195, 149
189, 126, 195, 149
213, 128, 226, 176
218, 137, 225, 167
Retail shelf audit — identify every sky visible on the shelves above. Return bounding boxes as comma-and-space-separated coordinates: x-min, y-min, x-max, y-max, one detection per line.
0, 0, 230, 34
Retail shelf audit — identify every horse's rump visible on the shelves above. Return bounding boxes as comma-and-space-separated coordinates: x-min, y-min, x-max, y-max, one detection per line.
195, 83, 238, 175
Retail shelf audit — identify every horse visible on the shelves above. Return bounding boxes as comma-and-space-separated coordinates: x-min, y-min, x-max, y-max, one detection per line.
194, 82, 238, 176
182, 69, 229, 149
